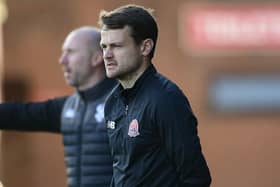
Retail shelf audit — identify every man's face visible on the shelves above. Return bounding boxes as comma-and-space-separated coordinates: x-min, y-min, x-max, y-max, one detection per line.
100, 26, 143, 81
59, 32, 93, 89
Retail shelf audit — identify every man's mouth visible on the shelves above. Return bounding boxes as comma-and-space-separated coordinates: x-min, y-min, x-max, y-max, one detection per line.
106, 62, 117, 69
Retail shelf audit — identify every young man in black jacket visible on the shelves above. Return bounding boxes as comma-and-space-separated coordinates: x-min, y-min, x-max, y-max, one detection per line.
0, 26, 116, 187
99, 5, 211, 187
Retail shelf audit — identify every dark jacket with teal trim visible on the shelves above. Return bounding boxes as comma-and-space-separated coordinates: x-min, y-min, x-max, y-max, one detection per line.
104, 65, 211, 187
0, 78, 116, 187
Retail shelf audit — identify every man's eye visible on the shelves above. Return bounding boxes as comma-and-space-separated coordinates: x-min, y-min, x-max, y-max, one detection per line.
113, 44, 122, 48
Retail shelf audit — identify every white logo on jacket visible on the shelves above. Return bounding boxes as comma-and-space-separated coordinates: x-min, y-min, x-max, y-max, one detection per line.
95, 103, 105, 123
65, 109, 75, 118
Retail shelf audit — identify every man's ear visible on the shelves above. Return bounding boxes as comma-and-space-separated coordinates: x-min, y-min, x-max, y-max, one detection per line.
91, 51, 103, 66
141, 39, 154, 57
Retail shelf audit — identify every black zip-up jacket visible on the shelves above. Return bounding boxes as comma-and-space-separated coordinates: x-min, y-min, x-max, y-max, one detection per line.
105, 65, 211, 187
0, 78, 116, 187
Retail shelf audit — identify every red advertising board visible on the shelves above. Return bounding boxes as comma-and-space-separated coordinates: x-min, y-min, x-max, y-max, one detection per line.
179, 3, 280, 55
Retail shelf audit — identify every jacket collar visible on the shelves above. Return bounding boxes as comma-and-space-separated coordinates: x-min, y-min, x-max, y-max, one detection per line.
115, 64, 157, 100
78, 78, 116, 101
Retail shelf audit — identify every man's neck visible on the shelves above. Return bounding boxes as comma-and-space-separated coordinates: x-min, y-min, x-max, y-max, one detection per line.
119, 63, 150, 89
77, 75, 106, 91
119, 77, 138, 89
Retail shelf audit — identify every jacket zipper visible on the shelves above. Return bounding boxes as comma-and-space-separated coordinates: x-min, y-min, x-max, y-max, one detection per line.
125, 104, 128, 115
77, 100, 87, 186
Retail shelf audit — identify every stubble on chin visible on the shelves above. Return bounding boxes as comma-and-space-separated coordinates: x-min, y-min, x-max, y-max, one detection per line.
105, 69, 117, 79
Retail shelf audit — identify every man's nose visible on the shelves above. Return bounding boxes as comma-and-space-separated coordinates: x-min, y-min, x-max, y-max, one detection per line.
103, 48, 113, 59
59, 54, 67, 65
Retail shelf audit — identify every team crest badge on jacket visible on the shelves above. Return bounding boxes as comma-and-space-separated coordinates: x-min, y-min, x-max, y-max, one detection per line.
128, 119, 140, 137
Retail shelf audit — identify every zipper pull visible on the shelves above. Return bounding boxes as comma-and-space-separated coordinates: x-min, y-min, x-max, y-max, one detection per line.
125, 105, 128, 115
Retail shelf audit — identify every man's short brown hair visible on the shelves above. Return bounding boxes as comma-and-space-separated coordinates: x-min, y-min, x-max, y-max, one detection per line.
99, 4, 158, 59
